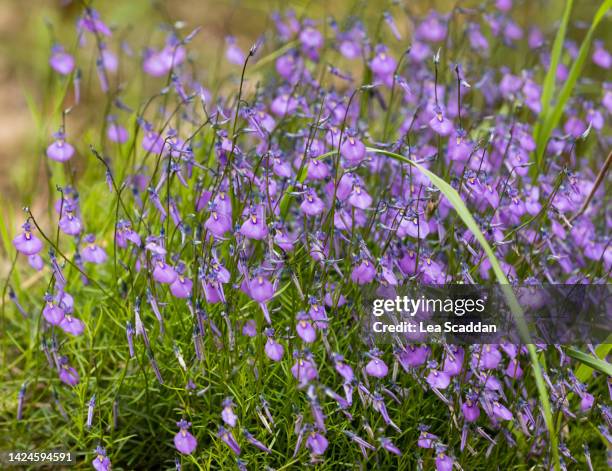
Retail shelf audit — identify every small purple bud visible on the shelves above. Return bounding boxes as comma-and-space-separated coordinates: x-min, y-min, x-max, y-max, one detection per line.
86, 394, 96, 429
218, 426, 241, 455
49, 46, 75, 75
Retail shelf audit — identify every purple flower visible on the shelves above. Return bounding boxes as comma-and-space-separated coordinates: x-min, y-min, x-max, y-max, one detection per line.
475, 345, 502, 369
443, 347, 464, 376
243, 429, 271, 453
142, 130, 164, 154
59, 315, 85, 336
43, 296, 65, 325
396, 345, 430, 369
416, 13, 447, 42
47, 137, 75, 162
504, 358, 523, 379
242, 319, 257, 337
299, 26, 323, 51
305, 158, 330, 181
225, 36, 245, 65
92, 447, 111, 471
296, 313, 317, 343
58, 357, 79, 386
435, 452, 454, 471
218, 426, 241, 455
59, 211, 82, 236
364, 354, 388, 378
78, 10, 112, 37
380, 437, 402, 455
348, 183, 373, 209
492, 401, 513, 421
81, 235, 108, 264
143, 43, 186, 77
306, 431, 328, 455
300, 189, 325, 216
13, 222, 43, 255
116, 220, 141, 248
461, 398, 480, 422
429, 110, 454, 136
264, 329, 284, 361
592, 40, 611, 69
426, 369, 451, 389
170, 275, 193, 298
107, 122, 128, 143
240, 206, 268, 240
205, 210, 233, 238
28, 254, 44, 271
418, 430, 438, 448
291, 356, 318, 384
49, 45, 75, 75
528, 27, 544, 48
351, 259, 376, 284
100, 48, 118, 73
580, 392, 594, 412
341, 135, 366, 165
174, 420, 198, 455
152, 260, 177, 284
271, 94, 298, 117
468, 24, 489, 52
333, 355, 354, 382
245, 275, 274, 303
265, 337, 284, 361
370, 45, 396, 83
221, 398, 238, 427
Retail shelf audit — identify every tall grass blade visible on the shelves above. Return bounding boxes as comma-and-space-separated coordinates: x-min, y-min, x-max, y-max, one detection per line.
569, 344, 612, 380
365, 147, 560, 471
537, 0, 612, 160
533, 0, 574, 163
534, 0, 611, 172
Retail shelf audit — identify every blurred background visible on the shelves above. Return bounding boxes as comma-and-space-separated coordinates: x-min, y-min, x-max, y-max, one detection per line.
0, 0, 608, 276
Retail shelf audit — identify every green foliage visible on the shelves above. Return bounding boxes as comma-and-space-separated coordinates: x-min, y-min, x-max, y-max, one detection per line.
533, 0, 612, 173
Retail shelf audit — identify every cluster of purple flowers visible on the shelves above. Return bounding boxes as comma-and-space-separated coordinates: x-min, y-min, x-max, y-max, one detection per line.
8, 2, 610, 469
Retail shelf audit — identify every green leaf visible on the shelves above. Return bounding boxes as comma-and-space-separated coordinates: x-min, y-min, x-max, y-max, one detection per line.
534, 0, 611, 171
568, 345, 612, 379
537, 0, 612, 166
535, 0, 574, 135
365, 146, 560, 471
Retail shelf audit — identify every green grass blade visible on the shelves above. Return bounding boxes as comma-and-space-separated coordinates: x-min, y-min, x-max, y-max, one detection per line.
537, 0, 612, 159
365, 146, 560, 471
534, 0, 574, 169
568, 345, 612, 379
